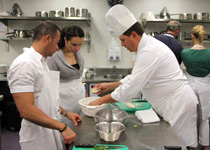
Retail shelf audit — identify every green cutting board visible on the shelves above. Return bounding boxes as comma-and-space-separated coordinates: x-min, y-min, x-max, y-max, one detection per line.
114, 102, 151, 112
73, 144, 129, 150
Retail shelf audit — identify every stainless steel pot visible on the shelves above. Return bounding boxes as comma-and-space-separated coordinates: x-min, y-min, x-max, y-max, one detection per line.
49, 11, 56, 17
35, 11, 41, 17
202, 13, 209, 20
179, 13, 192, 20
65, 7, 75, 17
55, 10, 64, 17
82, 9, 88, 17
41, 11, 48, 17
76, 8, 83, 17
194, 12, 202, 20
7, 29, 33, 38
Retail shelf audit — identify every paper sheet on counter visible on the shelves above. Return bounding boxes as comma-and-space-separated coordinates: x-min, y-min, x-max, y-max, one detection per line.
135, 108, 160, 123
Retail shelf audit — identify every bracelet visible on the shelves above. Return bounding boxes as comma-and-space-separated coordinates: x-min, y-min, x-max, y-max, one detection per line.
59, 124, 68, 132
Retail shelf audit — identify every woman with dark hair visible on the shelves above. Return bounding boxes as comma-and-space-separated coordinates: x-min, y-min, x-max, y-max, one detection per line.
47, 25, 85, 130
181, 25, 210, 150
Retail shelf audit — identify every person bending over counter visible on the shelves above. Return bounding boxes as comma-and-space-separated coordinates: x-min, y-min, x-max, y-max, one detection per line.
89, 4, 198, 150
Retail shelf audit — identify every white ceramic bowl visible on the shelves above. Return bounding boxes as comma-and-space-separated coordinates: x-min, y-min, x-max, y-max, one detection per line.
139, 11, 155, 20
79, 97, 108, 117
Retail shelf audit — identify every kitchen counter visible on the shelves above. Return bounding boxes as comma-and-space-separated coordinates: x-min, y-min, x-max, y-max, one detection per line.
69, 112, 187, 150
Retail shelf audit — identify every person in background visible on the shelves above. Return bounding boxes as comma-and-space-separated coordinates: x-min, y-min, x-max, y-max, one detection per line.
7, 21, 81, 150
47, 25, 85, 130
89, 5, 198, 150
181, 25, 210, 150
154, 20, 183, 65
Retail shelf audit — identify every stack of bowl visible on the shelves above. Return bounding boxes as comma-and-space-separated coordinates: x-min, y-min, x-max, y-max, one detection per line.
94, 108, 128, 142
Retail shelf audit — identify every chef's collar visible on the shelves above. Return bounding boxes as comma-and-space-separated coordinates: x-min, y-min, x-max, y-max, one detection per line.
30, 46, 45, 62
164, 33, 175, 38
137, 33, 147, 54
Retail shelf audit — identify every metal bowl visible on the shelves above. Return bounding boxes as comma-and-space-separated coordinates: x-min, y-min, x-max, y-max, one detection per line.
95, 122, 125, 142
95, 108, 128, 123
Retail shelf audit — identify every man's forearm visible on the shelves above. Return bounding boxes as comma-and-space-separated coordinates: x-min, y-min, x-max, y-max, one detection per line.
13, 92, 65, 132
109, 82, 122, 90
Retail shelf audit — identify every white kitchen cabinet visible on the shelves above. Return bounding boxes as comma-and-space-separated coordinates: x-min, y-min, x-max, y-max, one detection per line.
0, 16, 91, 52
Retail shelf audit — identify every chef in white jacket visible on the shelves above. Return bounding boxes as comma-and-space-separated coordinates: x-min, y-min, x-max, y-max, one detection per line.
7, 21, 81, 150
89, 5, 198, 150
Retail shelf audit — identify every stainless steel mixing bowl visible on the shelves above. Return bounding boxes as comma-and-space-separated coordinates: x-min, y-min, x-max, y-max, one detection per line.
94, 108, 128, 123
95, 122, 125, 142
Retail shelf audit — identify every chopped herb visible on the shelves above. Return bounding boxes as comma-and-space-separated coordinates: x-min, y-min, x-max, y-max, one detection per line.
94, 145, 108, 150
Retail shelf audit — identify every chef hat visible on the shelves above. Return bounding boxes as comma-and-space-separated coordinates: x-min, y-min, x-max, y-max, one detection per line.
105, 4, 137, 36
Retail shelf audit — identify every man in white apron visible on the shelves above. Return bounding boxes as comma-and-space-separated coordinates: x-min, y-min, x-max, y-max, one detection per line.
7, 21, 81, 150
89, 5, 198, 150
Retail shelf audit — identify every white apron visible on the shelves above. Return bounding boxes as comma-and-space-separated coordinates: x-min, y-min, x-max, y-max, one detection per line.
186, 73, 210, 146
186, 73, 210, 120
20, 71, 65, 150
142, 83, 198, 147
59, 78, 85, 129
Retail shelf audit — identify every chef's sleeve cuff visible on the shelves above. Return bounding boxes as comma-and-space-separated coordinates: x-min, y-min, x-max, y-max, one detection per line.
9, 85, 34, 93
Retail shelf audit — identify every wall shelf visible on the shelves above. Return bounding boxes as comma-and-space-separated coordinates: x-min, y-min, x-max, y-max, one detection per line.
0, 37, 90, 41
0, 16, 91, 52
141, 19, 210, 28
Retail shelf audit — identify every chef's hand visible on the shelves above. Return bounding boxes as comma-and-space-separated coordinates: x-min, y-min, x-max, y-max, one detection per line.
61, 126, 76, 144
94, 83, 111, 94
88, 97, 103, 106
66, 112, 82, 126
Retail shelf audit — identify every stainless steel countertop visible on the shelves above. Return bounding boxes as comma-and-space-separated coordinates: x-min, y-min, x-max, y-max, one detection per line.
69, 112, 187, 150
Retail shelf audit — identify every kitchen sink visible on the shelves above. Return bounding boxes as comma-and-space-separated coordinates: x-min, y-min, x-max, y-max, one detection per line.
103, 74, 126, 79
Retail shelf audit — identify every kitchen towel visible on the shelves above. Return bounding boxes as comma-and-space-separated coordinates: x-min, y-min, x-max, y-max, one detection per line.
135, 108, 160, 123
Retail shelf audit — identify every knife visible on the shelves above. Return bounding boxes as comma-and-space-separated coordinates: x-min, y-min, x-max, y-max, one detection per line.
131, 98, 148, 102
164, 146, 182, 150
74, 143, 127, 149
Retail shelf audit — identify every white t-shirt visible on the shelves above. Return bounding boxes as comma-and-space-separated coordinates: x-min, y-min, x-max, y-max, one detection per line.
7, 47, 48, 100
